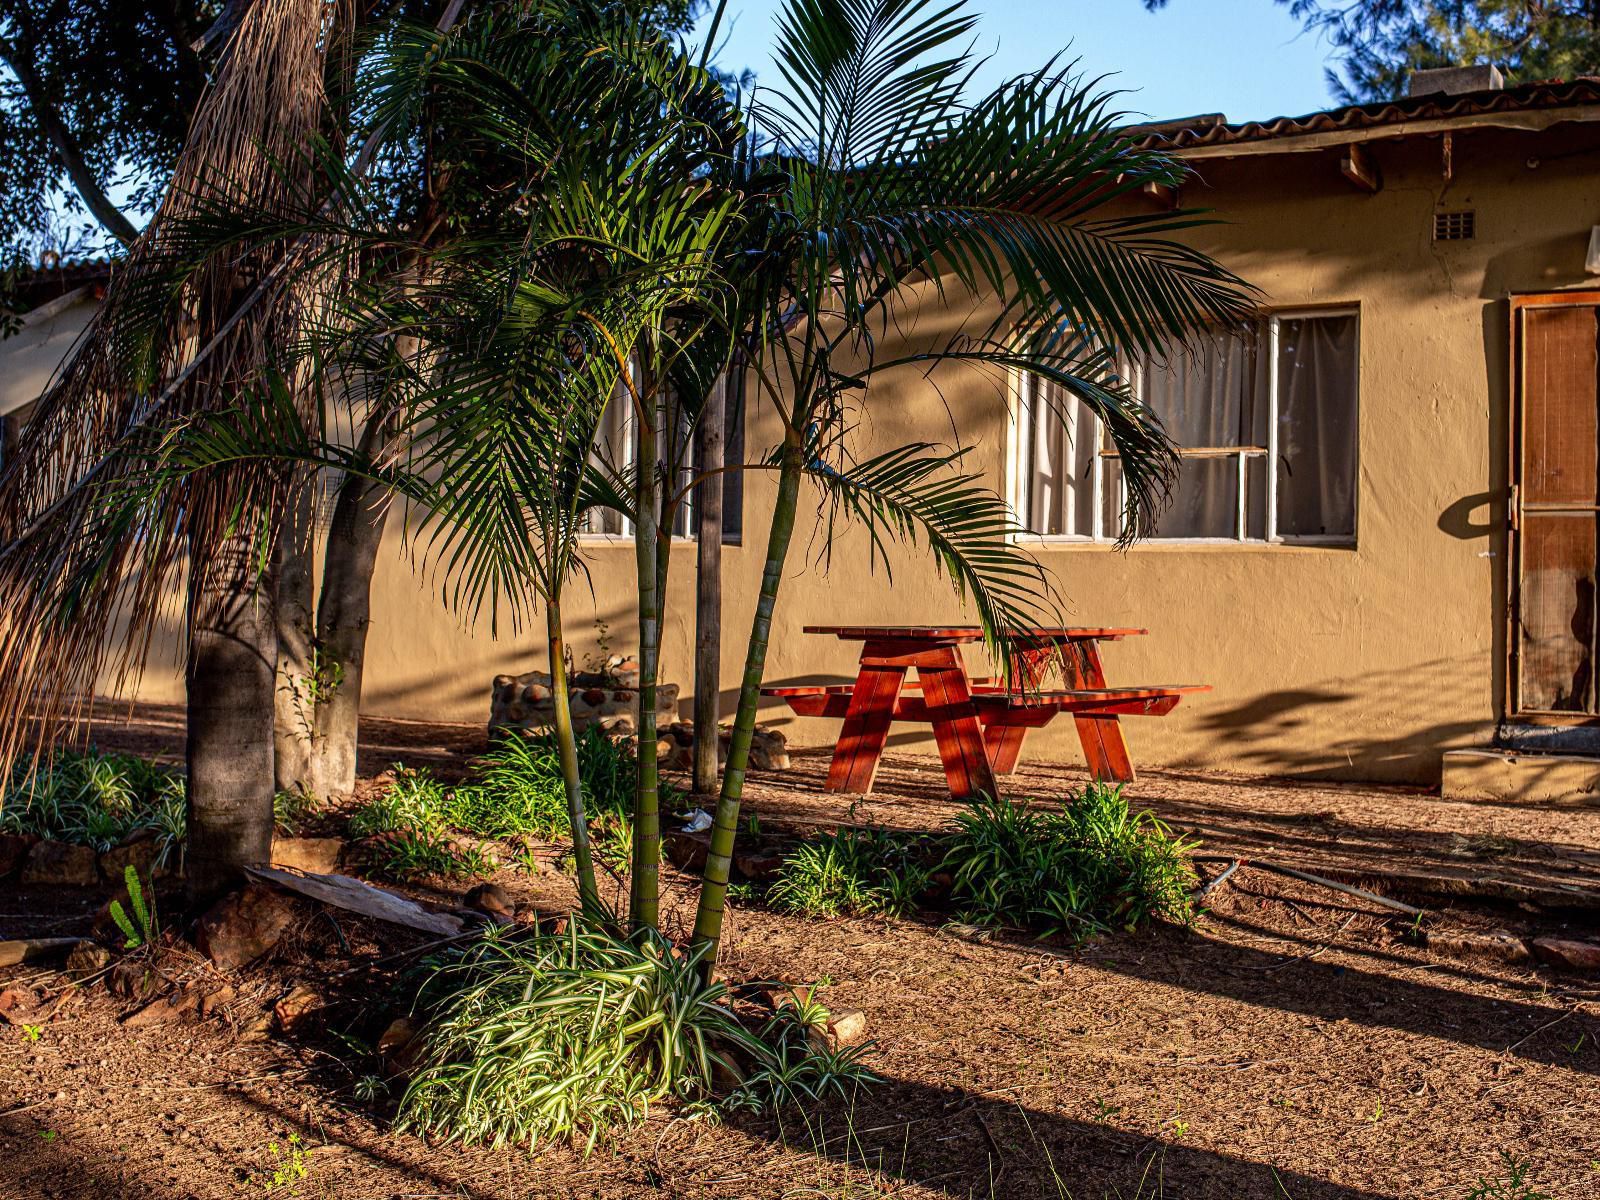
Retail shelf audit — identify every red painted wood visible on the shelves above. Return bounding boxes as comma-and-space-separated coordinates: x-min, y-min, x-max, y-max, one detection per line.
1064, 641, 1136, 784
806, 625, 1147, 644
825, 663, 907, 794
763, 686, 1203, 721
916, 647, 999, 801
984, 722, 1030, 775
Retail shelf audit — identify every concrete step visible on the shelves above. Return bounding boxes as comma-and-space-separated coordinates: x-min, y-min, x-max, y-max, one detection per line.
1442, 747, 1600, 806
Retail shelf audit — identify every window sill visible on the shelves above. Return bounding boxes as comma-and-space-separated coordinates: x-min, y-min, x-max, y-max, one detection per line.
1014, 537, 1357, 551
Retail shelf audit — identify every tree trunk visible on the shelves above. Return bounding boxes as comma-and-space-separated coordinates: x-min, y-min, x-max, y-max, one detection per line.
310, 467, 390, 796
185, 543, 279, 908
692, 444, 803, 974
547, 596, 601, 919
691, 376, 725, 797
273, 477, 316, 794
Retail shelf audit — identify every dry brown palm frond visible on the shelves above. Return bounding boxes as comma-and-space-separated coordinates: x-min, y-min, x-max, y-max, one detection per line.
0, 0, 350, 774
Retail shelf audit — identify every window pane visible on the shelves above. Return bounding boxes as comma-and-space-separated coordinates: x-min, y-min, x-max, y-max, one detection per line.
1103, 456, 1252, 540
1519, 513, 1598, 713
1136, 326, 1263, 449
1018, 374, 1098, 536
1276, 314, 1358, 538
1156, 456, 1239, 538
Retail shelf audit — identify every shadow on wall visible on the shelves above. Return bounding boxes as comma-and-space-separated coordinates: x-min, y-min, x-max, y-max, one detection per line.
1189, 654, 1492, 783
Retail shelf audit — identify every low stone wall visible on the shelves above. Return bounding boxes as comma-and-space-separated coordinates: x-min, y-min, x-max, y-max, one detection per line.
489, 669, 678, 737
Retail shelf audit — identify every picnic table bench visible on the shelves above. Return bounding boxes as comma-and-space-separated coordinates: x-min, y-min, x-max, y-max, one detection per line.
761, 625, 1207, 801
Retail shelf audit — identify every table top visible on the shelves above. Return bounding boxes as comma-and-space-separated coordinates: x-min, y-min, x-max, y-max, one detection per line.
803, 625, 1148, 643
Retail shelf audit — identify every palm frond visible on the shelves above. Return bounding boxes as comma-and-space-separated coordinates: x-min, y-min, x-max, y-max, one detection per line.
805, 441, 1060, 679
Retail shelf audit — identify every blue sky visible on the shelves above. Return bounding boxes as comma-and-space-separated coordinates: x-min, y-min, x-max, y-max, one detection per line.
694, 0, 1342, 126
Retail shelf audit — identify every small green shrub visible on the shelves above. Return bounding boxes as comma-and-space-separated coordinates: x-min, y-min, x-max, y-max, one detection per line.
1, 750, 183, 857
398, 924, 759, 1151
108, 865, 159, 949
272, 788, 318, 836
470, 727, 673, 840
767, 829, 930, 919
364, 829, 495, 882
1466, 1153, 1553, 1200
943, 784, 1196, 938
349, 766, 455, 839
397, 924, 874, 1151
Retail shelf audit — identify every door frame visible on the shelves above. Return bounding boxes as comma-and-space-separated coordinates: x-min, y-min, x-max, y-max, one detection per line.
1507, 290, 1600, 725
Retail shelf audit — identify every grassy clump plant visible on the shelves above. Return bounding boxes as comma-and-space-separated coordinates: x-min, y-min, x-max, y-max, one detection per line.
943, 784, 1196, 938
0, 749, 185, 865
767, 830, 931, 919
397, 923, 874, 1151
350, 767, 494, 882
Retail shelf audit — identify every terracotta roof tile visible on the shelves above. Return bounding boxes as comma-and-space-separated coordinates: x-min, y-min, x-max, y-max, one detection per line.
1130, 78, 1600, 151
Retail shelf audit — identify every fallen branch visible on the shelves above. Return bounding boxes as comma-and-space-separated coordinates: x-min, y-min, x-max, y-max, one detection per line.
1191, 855, 1425, 917
243, 866, 465, 937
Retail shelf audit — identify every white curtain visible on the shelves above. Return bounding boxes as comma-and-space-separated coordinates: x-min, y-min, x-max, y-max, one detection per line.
1276, 315, 1358, 538
1137, 328, 1261, 537
1021, 374, 1098, 536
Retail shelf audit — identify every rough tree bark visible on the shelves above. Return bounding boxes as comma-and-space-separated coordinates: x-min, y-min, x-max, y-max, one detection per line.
273, 477, 317, 793
185, 537, 279, 907
308, 460, 391, 796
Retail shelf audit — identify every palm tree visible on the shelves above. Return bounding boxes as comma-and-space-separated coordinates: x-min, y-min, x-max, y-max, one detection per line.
0, 0, 375, 904
684, 0, 1255, 971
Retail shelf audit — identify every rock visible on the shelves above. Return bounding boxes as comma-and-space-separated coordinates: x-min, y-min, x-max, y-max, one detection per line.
107, 960, 160, 1002
0, 832, 38, 877
194, 884, 302, 970
0, 987, 34, 1025
198, 985, 236, 1019
1530, 937, 1600, 972
464, 882, 514, 922
124, 987, 200, 1028
65, 942, 112, 980
511, 903, 566, 935
270, 837, 344, 875
747, 726, 791, 772
1424, 930, 1530, 963
97, 837, 160, 885
0, 937, 82, 967
488, 667, 675, 738
808, 1007, 869, 1052
734, 849, 784, 882
378, 1016, 427, 1079
20, 840, 99, 887
663, 831, 710, 873
828, 1007, 870, 1047
272, 985, 325, 1033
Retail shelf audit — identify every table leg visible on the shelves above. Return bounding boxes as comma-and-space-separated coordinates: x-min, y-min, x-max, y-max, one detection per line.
984, 721, 1030, 775
826, 663, 907, 794
918, 648, 999, 800
1065, 641, 1136, 783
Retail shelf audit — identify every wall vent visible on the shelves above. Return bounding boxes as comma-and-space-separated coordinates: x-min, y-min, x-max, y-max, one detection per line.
1434, 210, 1476, 241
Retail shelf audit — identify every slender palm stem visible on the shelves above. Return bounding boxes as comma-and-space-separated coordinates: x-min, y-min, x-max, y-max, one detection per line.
546, 594, 600, 919
630, 389, 663, 934
691, 440, 803, 973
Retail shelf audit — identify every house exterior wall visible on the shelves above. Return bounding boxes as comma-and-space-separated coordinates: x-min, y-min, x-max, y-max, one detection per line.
34, 120, 1600, 786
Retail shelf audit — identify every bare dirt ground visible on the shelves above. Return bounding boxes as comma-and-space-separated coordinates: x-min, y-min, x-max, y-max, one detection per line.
2, 709, 1598, 1199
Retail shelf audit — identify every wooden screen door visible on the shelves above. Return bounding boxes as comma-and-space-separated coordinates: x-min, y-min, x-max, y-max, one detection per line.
1510, 293, 1600, 720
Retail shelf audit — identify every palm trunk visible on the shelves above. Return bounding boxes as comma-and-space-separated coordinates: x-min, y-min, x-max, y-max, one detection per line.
185, 542, 279, 908
691, 444, 802, 971
547, 595, 601, 919
691, 376, 725, 797
309, 467, 390, 796
630, 401, 663, 934
273, 477, 316, 794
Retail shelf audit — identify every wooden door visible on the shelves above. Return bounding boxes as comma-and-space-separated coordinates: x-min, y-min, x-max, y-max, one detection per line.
1511, 294, 1600, 720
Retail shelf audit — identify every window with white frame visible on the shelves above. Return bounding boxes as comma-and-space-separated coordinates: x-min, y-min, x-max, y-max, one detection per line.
1009, 310, 1359, 543
579, 369, 745, 541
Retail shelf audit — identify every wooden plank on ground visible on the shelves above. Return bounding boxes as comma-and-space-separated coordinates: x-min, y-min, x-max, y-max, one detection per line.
244, 866, 466, 936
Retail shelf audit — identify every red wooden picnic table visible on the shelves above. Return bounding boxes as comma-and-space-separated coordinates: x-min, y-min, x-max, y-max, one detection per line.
762, 626, 1208, 802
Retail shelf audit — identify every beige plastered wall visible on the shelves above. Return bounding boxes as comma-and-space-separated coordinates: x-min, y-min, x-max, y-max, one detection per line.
54, 121, 1600, 786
